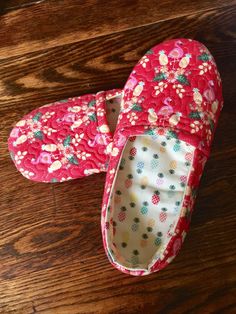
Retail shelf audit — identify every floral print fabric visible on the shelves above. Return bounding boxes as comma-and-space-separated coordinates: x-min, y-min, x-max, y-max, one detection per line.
8, 89, 122, 182
101, 38, 223, 276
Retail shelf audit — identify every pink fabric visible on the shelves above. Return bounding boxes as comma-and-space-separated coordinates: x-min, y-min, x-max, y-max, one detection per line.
8, 89, 121, 182
101, 38, 223, 275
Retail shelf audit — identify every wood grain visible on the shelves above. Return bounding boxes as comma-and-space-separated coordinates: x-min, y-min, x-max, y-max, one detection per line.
0, 0, 236, 59
0, 0, 44, 13
0, 0, 236, 313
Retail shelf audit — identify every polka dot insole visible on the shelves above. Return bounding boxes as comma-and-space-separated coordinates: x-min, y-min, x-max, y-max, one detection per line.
108, 132, 195, 269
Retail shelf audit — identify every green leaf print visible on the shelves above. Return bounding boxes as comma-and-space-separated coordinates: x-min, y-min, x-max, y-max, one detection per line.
145, 129, 155, 136
51, 178, 59, 183
32, 112, 42, 122
146, 49, 153, 55
59, 99, 69, 103
88, 100, 96, 107
177, 74, 190, 85
189, 111, 202, 119
132, 103, 142, 111
63, 135, 71, 147
88, 112, 97, 122
67, 155, 79, 165
153, 72, 166, 82
198, 53, 211, 61
209, 119, 215, 131
166, 130, 178, 139
34, 130, 43, 140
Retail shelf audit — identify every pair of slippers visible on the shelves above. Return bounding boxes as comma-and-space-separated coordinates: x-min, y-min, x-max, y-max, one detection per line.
8, 38, 223, 276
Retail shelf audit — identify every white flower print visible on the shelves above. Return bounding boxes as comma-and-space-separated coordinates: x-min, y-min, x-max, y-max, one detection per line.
140, 56, 149, 68
15, 151, 27, 164
111, 147, 119, 157
72, 133, 84, 146
109, 169, 115, 175
127, 112, 138, 125
190, 120, 203, 133
42, 111, 55, 122
19, 168, 34, 178
173, 84, 185, 98
20, 115, 57, 141
61, 177, 73, 182
29, 120, 42, 132
97, 107, 106, 117
105, 142, 113, 155
68, 106, 82, 113
205, 129, 212, 144
84, 168, 100, 175
154, 81, 168, 96
60, 157, 68, 165
189, 102, 203, 113
76, 151, 91, 160
42, 126, 57, 136
199, 62, 212, 75
28, 131, 36, 139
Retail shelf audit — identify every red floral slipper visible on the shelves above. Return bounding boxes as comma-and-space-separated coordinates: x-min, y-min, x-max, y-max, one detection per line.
8, 89, 122, 182
101, 38, 223, 275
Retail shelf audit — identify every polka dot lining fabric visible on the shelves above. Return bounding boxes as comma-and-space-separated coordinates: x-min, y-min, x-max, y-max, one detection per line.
107, 132, 195, 269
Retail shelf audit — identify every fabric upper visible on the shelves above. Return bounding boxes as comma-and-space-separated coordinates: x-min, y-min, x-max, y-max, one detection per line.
8, 89, 122, 182
118, 38, 223, 156
101, 38, 223, 276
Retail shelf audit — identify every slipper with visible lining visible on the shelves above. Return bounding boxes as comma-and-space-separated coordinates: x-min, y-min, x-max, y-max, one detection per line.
8, 89, 122, 182
101, 38, 223, 275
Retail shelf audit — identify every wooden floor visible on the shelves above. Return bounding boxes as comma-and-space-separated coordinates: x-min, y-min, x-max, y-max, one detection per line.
0, 1, 236, 313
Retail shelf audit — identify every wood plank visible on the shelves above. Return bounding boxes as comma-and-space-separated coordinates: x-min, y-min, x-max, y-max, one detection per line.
0, 0, 44, 14
0, 169, 105, 276
0, 5, 235, 110
0, 0, 236, 59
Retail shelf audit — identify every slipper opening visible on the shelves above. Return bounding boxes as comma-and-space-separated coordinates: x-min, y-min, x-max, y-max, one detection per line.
105, 128, 195, 271
105, 94, 122, 134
